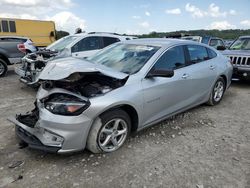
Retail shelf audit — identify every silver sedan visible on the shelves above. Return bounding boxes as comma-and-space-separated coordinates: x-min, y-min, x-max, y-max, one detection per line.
9, 39, 233, 153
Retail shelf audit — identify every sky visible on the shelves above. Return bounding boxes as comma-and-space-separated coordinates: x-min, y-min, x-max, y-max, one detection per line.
0, 0, 249, 34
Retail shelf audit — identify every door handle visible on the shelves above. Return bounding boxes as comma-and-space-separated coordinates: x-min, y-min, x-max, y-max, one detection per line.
209, 65, 215, 70
182, 74, 189, 79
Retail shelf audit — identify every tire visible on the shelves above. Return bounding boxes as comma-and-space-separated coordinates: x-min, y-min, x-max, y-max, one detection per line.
87, 109, 131, 153
207, 77, 225, 106
0, 58, 8, 77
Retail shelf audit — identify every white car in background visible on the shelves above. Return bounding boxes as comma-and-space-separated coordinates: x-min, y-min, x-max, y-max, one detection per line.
15, 32, 137, 86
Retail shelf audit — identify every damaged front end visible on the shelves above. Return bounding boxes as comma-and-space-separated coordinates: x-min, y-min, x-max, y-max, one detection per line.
8, 102, 64, 153
15, 50, 58, 86
9, 68, 128, 153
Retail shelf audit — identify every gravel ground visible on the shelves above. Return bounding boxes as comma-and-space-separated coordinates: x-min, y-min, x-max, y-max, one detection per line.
0, 66, 250, 188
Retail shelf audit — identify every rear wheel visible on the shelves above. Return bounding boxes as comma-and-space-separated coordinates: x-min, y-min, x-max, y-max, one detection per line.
87, 109, 131, 153
207, 77, 225, 106
0, 58, 8, 77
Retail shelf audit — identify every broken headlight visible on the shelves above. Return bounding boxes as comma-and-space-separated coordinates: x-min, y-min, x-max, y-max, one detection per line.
44, 94, 90, 116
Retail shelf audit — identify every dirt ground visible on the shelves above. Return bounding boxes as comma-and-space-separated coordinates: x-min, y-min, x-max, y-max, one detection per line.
0, 66, 249, 188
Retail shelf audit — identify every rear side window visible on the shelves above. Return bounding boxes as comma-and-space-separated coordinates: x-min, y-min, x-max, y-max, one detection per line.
187, 45, 209, 63
2, 20, 9, 32
9, 21, 16, 32
72, 36, 101, 52
103, 37, 120, 47
153, 46, 185, 70
207, 48, 217, 59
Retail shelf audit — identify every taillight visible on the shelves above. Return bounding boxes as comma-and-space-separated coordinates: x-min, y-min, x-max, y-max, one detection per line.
17, 43, 26, 53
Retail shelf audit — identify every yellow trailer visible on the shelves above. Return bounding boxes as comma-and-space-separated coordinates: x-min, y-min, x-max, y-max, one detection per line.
0, 18, 56, 47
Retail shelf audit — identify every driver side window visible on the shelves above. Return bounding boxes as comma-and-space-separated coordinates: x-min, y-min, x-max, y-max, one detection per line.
72, 36, 101, 53
153, 46, 185, 70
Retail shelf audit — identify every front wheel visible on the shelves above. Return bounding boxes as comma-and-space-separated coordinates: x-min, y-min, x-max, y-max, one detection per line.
207, 77, 225, 106
87, 109, 131, 153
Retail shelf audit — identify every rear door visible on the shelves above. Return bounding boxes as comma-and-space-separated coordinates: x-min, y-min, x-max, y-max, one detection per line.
183, 45, 218, 101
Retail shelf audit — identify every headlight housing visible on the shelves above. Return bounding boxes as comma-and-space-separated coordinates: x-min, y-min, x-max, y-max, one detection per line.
43, 93, 90, 116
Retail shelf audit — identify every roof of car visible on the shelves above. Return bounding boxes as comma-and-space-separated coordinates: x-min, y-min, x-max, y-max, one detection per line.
121, 38, 203, 47
0, 36, 29, 40
70, 32, 136, 40
239, 35, 250, 39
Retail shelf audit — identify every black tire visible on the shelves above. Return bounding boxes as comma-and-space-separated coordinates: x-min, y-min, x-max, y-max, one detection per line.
87, 109, 131, 153
0, 58, 8, 77
207, 77, 225, 106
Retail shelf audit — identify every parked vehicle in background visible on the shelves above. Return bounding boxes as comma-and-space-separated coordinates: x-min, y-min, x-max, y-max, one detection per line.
15, 32, 136, 86
222, 36, 250, 80
181, 36, 226, 50
8, 39, 233, 154
0, 36, 37, 53
0, 18, 56, 47
224, 39, 234, 48
0, 36, 34, 76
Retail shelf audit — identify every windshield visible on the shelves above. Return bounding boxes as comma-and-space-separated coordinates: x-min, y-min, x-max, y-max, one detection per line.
46, 36, 78, 52
229, 38, 250, 50
87, 43, 160, 74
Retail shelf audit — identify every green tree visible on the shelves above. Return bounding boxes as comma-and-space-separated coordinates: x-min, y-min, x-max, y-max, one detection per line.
55, 30, 70, 40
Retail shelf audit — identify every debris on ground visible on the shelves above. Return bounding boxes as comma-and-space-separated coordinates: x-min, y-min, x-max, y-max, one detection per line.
11, 175, 23, 183
196, 184, 204, 188
8, 161, 24, 169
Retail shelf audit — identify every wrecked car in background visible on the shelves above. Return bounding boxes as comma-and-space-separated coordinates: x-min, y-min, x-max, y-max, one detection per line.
222, 36, 250, 80
15, 32, 136, 86
8, 39, 232, 154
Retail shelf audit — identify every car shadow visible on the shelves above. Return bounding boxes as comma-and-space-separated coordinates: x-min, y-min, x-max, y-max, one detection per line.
231, 79, 250, 88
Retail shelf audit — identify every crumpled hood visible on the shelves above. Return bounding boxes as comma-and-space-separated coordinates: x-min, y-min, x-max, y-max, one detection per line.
222, 49, 250, 56
38, 57, 129, 80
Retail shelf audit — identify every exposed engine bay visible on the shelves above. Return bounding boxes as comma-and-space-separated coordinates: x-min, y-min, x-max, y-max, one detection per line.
41, 72, 128, 98
23, 50, 58, 70
18, 50, 58, 84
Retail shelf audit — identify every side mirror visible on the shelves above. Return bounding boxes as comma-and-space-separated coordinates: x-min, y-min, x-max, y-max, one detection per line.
146, 69, 174, 78
217, 46, 226, 51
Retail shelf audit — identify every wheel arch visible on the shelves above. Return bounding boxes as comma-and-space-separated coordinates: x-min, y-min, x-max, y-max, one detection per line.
219, 74, 227, 90
98, 104, 139, 133
0, 53, 10, 65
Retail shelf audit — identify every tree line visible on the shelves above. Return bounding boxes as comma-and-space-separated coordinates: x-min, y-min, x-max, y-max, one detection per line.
136, 29, 250, 40
55, 29, 250, 40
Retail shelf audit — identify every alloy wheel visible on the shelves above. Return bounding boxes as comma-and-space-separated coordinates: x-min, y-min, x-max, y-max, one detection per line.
0, 62, 5, 76
98, 118, 128, 152
213, 81, 224, 102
